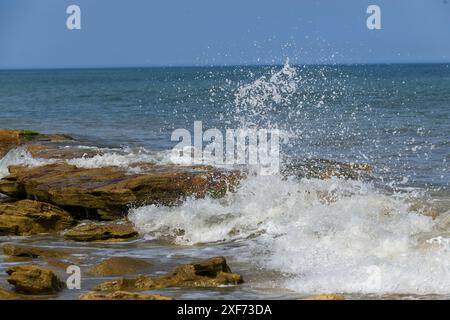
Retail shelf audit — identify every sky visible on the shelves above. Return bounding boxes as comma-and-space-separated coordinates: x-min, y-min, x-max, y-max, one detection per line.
0, 0, 449, 68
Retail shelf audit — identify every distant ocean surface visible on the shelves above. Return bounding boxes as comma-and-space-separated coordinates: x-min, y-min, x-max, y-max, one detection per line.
0, 63, 449, 298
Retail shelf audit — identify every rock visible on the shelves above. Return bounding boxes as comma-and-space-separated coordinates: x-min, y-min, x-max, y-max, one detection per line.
90, 257, 152, 276
282, 158, 373, 180
45, 259, 74, 270
6, 265, 63, 294
0, 200, 75, 236
303, 294, 346, 300
0, 129, 72, 159
94, 256, 243, 291
3, 243, 68, 259
0, 287, 21, 300
79, 291, 174, 300
64, 223, 138, 242
25, 144, 102, 160
0, 163, 241, 220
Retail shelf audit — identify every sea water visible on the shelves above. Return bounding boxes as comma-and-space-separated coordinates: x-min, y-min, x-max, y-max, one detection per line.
0, 62, 449, 299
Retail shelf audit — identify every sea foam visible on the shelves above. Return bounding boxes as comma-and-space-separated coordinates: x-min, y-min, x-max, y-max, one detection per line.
129, 173, 450, 295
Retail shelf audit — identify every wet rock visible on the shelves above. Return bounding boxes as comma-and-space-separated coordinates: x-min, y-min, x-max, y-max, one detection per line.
79, 291, 174, 300
6, 265, 63, 295
0, 200, 75, 236
90, 256, 152, 276
3, 243, 68, 259
45, 258, 74, 270
303, 294, 346, 300
0, 287, 21, 300
64, 223, 138, 242
0, 163, 241, 220
282, 158, 373, 180
25, 143, 102, 160
94, 256, 243, 291
0, 129, 72, 159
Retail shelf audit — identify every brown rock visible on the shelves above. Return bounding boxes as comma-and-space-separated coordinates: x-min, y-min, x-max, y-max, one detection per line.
283, 158, 373, 180
90, 257, 152, 276
303, 294, 346, 300
6, 265, 63, 295
0, 129, 72, 159
0, 200, 74, 236
0, 163, 241, 220
94, 256, 243, 291
25, 143, 102, 160
3, 243, 68, 259
0, 287, 21, 300
64, 223, 138, 242
79, 291, 174, 300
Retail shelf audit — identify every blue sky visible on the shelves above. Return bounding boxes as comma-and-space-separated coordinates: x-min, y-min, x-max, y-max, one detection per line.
0, 0, 449, 68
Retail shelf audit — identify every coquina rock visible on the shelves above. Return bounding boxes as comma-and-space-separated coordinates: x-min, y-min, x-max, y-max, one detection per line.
0, 163, 241, 220
94, 256, 243, 291
79, 291, 174, 300
0, 200, 75, 236
89, 257, 152, 276
6, 265, 63, 295
64, 223, 138, 242
0, 129, 72, 159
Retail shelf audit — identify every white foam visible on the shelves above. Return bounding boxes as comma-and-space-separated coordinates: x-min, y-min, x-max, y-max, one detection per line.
65, 149, 158, 169
0, 147, 54, 179
129, 174, 450, 295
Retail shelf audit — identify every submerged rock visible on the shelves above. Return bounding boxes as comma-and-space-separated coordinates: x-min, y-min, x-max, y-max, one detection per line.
79, 291, 174, 300
3, 243, 68, 259
0, 200, 75, 236
94, 256, 243, 291
0, 129, 72, 159
0, 163, 241, 220
6, 265, 63, 295
64, 223, 138, 242
90, 257, 152, 276
303, 294, 346, 300
282, 158, 373, 180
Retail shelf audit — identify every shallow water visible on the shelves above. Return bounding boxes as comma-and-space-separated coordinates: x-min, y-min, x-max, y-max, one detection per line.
0, 63, 449, 299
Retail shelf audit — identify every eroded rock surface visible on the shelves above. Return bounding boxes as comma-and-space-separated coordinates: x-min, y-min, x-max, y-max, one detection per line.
6, 265, 63, 295
90, 256, 152, 276
0, 163, 241, 220
3, 243, 68, 259
64, 223, 138, 242
0, 200, 74, 236
0, 129, 72, 159
94, 256, 243, 291
0, 287, 21, 300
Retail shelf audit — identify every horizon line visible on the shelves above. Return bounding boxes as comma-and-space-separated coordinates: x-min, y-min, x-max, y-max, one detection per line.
0, 61, 449, 72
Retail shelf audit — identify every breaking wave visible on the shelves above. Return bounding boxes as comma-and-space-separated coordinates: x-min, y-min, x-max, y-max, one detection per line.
129, 173, 450, 295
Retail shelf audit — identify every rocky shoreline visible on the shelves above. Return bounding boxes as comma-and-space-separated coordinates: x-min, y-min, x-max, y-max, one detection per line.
0, 129, 382, 300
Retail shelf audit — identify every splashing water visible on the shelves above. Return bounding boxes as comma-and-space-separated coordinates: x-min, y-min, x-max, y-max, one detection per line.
129, 61, 450, 296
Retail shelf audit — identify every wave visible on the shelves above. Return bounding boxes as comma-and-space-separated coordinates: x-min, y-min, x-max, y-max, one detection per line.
129, 173, 450, 295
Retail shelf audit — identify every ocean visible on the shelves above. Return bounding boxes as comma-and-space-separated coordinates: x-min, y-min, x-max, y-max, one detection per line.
0, 62, 449, 299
